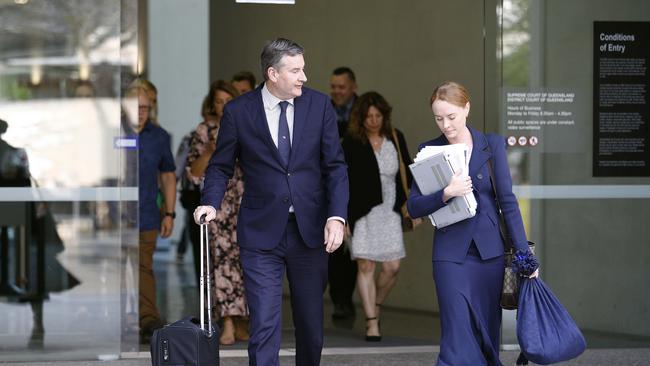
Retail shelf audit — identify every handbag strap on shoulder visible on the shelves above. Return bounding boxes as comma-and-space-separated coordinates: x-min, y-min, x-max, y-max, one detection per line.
392, 128, 410, 197
484, 135, 513, 252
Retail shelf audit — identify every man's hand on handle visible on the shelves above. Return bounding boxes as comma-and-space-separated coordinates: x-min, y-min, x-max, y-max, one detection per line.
324, 219, 345, 253
193, 205, 217, 225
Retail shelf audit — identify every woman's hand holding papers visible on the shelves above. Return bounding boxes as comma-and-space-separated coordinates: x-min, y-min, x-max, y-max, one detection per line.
442, 171, 473, 203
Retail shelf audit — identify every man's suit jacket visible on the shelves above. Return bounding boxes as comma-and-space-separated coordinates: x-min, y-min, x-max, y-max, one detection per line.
406, 127, 529, 263
201, 86, 349, 250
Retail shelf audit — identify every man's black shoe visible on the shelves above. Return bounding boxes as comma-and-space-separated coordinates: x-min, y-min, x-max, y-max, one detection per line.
332, 303, 349, 319
332, 302, 356, 319
140, 331, 152, 345
140, 318, 165, 345
344, 302, 356, 317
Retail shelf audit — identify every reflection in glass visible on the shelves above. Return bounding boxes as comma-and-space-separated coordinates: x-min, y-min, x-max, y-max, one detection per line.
0, 0, 139, 361
500, 0, 532, 88
495, 0, 650, 349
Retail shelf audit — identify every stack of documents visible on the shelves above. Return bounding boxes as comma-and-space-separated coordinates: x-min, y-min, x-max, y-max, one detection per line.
409, 143, 477, 228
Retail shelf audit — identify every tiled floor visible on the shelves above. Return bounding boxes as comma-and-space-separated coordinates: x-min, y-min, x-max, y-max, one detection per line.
155, 242, 438, 352
1, 241, 649, 365
157, 243, 650, 351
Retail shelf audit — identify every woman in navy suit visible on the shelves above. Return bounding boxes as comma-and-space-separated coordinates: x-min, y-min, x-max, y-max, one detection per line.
407, 81, 537, 365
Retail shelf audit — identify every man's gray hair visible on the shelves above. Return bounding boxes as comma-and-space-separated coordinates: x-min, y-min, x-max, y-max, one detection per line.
260, 38, 304, 81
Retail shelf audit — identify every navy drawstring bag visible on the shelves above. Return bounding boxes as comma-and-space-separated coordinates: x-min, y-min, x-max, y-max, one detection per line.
516, 277, 586, 365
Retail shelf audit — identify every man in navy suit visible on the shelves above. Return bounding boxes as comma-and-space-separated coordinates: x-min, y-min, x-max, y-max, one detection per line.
194, 38, 349, 366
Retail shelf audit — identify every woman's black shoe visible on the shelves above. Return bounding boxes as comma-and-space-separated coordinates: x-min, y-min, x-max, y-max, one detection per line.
516, 352, 529, 365
365, 317, 382, 342
365, 334, 382, 342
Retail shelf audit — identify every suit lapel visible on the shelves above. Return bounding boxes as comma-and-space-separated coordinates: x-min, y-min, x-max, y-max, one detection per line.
468, 127, 491, 177
431, 134, 448, 147
289, 92, 309, 168
249, 88, 284, 167
425, 129, 490, 176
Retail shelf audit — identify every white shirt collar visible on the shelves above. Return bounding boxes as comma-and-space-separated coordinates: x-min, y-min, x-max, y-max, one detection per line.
262, 83, 294, 110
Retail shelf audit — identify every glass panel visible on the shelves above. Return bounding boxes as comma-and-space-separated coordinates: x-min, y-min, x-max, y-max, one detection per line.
494, 0, 650, 348
0, 0, 139, 361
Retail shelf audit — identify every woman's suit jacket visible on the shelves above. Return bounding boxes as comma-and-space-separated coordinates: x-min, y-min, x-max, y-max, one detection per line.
406, 127, 528, 263
342, 128, 413, 231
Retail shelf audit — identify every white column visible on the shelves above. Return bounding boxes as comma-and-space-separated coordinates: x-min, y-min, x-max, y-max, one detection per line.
148, 0, 210, 242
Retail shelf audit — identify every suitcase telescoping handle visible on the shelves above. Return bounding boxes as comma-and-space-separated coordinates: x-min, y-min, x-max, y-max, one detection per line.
199, 213, 214, 337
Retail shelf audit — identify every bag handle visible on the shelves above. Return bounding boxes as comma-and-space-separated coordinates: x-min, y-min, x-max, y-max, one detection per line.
484, 136, 514, 253
392, 128, 410, 197
199, 219, 214, 336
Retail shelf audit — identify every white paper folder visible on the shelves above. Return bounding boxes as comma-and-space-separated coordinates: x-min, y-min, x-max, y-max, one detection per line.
409, 149, 477, 228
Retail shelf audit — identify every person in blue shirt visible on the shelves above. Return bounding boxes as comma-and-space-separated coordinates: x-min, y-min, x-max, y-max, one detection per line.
124, 80, 177, 344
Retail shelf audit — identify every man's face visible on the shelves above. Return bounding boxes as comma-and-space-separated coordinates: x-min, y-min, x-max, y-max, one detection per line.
232, 80, 253, 95
330, 74, 357, 107
267, 54, 307, 99
137, 92, 151, 130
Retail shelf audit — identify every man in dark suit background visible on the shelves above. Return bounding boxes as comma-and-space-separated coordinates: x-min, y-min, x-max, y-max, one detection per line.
329, 66, 358, 138
194, 38, 349, 366
327, 66, 359, 320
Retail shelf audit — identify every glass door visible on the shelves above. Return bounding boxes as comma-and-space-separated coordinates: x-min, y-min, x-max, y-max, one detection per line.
0, 0, 141, 361
490, 0, 650, 348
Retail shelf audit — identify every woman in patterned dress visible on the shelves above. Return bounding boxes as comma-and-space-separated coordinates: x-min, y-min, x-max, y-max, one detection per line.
342, 91, 419, 341
186, 80, 249, 345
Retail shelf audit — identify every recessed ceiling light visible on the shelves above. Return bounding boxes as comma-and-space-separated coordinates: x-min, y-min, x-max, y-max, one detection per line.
14, 0, 29, 5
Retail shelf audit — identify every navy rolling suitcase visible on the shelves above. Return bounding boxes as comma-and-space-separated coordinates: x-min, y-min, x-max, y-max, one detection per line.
151, 218, 220, 365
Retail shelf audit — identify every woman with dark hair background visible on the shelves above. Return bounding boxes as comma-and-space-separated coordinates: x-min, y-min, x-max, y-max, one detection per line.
342, 91, 419, 341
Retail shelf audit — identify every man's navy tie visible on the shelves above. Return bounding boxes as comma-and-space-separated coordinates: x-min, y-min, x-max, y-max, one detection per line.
278, 101, 291, 168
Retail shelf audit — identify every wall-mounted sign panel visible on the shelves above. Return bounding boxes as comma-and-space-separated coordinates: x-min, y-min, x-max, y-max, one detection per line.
593, 21, 650, 177
502, 88, 583, 152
